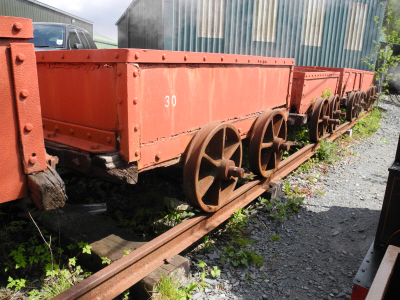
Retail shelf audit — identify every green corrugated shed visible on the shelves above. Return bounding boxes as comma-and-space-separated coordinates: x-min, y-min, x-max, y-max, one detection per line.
116, 0, 386, 70
93, 32, 118, 49
0, 0, 93, 35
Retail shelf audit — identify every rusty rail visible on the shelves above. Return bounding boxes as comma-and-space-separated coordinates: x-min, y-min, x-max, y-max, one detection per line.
54, 114, 369, 299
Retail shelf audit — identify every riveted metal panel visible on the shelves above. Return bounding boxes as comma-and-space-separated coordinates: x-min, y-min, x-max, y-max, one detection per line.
118, 0, 386, 70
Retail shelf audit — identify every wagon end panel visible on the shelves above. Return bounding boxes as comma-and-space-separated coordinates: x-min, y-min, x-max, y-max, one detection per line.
37, 61, 119, 132
135, 63, 292, 170
1, 40, 28, 202
360, 72, 375, 92
290, 77, 305, 113
37, 60, 119, 154
0, 16, 65, 209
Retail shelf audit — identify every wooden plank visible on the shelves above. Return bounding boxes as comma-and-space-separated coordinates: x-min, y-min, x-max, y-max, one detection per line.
366, 245, 400, 300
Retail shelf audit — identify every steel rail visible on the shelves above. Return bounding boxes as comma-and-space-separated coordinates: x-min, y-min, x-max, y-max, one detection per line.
55, 112, 370, 300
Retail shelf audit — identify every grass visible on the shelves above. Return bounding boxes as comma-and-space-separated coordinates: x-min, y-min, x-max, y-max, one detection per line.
153, 272, 197, 300
353, 107, 384, 139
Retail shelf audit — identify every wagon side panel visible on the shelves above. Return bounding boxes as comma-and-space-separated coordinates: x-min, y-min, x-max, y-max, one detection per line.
135, 64, 292, 169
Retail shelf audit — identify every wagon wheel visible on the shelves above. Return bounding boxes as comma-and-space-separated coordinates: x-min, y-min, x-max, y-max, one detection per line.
365, 87, 374, 111
327, 94, 341, 133
372, 85, 378, 105
346, 92, 361, 121
310, 97, 330, 142
183, 122, 244, 212
248, 110, 289, 178
360, 91, 367, 110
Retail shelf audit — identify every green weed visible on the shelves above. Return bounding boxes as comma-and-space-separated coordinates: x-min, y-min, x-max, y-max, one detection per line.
153, 272, 198, 300
353, 107, 383, 139
226, 208, 250, 236
221, 246, 263, 268
270, 235, 281, 242
321, 88, 332, 98
316, 139, 339, 164
259, 197, 304, 222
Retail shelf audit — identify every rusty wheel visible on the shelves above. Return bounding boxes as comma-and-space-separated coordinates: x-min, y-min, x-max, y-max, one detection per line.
183, 122, 244, 212
346, 92, 361, 121
327, 94, 341, 133
310, 97, 330, 142
360, 91, 367, 110
249, 110, 289, 178
365, 87, 374, 111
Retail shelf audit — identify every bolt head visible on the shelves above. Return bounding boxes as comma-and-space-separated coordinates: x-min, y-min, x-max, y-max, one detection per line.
20, 89, 29, 98
248, 59, 251, 63
134, 125, 139, 132
90, 144, 99, 149
203, 56, 206, 61
118, 97, 123, 104
29, 155, 37, 164
156, 151, 162, 160
184, 55, 188, 61
107, 137, 111, 143
162, 54, 166, 60
24, 123, 33, 132
118, 71, 122, 76
87, 133, 91, 138
221, 56, 224, 61
61, 54, 64, 59
133, 70, 138, 77
16, 53, 25, 62
87, 54, 90, 59
133, 97, 138, 105
135, 150, 140, 156
237, 128, 242, 133
70, 129, 74, 134
115, 52, 120, 59
13, 22, 22, 31
135, 52, 139, 59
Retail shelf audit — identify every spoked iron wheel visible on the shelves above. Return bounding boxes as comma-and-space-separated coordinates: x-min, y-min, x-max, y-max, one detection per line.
360, 91, 368, 111
346, 92, 361, 121
249, 110, 289, 178
327, 94, 341, 133
183, 122, 244, 212
310, 97, 331, 142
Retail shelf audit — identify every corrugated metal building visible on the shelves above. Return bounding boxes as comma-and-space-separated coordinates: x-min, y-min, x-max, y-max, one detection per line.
116, 0, 386, 70
0, 0, 93, 35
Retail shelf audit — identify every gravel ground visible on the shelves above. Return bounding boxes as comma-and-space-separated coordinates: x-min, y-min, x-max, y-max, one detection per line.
186, 101, 400, 300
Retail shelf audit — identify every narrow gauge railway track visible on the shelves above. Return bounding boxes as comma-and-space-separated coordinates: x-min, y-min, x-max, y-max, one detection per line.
55, 114, 369, 300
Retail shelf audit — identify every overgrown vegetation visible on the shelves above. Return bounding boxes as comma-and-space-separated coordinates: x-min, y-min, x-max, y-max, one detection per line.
362, 1, 400, 94
0, 212, 92, 299
353, 108, 384, 139
153, 272, 198, 300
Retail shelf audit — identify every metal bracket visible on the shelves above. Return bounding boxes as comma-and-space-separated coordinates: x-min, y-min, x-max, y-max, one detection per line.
10, 43, 47, 174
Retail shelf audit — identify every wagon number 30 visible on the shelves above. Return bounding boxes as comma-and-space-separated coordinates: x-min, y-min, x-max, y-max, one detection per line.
165, 95, 177, 107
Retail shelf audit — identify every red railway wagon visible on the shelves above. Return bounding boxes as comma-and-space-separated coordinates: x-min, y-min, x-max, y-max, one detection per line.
0, 16, 66, 210
289, 67, 342, 142
35, 49, 295, 211
300, 66, 377, 112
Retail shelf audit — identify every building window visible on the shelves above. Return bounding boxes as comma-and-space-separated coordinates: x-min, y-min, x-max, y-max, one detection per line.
252, 0, 278, 42
344, 1, 369, 51
301, 0, 326, 47
197, 0, 225, 39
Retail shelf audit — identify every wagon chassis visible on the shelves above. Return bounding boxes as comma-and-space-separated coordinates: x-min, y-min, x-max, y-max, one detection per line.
54, 114, 369, 300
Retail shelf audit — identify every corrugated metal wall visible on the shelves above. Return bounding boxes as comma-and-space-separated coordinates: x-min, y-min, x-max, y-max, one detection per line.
117, 0, 163, 49
0, 0, 93, 35
118, 0, 385, 70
